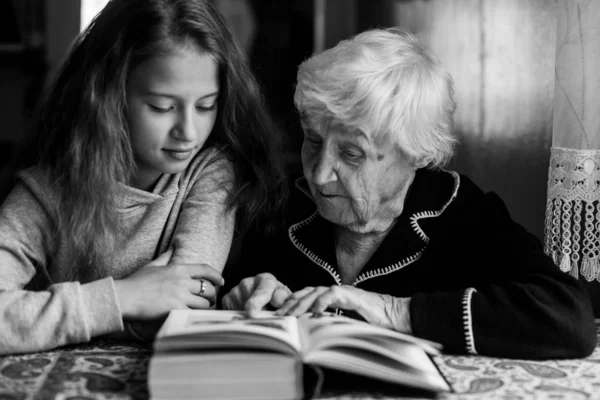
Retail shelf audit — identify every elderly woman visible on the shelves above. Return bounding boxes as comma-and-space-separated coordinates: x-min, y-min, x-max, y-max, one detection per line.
221, 28, 596, 359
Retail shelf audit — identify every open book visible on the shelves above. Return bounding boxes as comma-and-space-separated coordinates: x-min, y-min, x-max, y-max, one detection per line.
149, 310, 450, 400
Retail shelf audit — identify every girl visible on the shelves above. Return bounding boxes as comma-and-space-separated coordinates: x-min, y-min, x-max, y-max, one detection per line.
0, 0, 287, 354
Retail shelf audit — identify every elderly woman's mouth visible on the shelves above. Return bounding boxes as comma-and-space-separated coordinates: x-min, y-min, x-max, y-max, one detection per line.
318, 191, 343, 198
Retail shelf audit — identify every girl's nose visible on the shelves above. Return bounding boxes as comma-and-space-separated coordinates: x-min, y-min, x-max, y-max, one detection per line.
171, 110, 195, 141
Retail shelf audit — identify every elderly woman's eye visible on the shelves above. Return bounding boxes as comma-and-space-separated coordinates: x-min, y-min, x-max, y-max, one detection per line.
306, 136, 322, 146
341, 149, 363, 161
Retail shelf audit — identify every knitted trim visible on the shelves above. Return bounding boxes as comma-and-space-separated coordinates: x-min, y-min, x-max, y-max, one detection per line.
290, 172, 460, 286
410, 171, 460, 243
354, 171, 460, 284
295, 179, 314, 201
353, 249, 424, 285
462, 287, 477, 355
289, 211, 342, 285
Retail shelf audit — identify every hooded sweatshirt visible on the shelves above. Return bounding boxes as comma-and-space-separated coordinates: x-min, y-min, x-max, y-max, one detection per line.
0, 147, 235, 354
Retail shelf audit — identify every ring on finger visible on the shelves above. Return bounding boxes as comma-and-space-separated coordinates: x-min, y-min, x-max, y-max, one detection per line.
198, 279, 207, 296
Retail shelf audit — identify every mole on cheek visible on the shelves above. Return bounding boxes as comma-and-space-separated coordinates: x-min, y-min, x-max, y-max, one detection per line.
376, 154, 385, 161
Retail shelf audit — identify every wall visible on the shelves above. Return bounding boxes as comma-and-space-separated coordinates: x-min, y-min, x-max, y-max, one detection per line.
315, 0, 557, 240
46, 0, 80, 80
314, 0, 357, 52
390, 0, 559, 241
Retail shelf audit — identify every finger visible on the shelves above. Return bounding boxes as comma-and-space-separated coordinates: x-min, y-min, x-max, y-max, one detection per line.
278, 287, 328, 316
286, 286, 315, 301
222, 280, 252, 310
239, 277, 256, 300
274, 286, 316, 315
189, 279, 217, 305
312, 286, 357, 314
221, 292, 234, 310
222, 289, 244, 310
287, 287, 329, 316
245, 275, 280, 317
270, 286, 292, 309
185, 264, 224, 286
311, 287, 344, 314
186, 293, 211, 310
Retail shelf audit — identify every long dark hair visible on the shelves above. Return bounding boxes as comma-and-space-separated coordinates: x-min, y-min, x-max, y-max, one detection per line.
15, 0, 287, 279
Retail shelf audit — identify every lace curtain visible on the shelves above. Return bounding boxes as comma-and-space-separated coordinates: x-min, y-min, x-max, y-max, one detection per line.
545, 0, 600, 281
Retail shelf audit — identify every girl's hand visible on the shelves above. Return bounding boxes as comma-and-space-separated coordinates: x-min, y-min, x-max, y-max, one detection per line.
275, 285, 413, 333
114, 259, 224, 320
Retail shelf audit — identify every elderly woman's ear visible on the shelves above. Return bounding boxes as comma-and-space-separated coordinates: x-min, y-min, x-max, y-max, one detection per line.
412, 156, 432, 170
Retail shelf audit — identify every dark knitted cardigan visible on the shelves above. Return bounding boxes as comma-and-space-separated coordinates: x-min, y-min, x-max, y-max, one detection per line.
223, 168, 596, 359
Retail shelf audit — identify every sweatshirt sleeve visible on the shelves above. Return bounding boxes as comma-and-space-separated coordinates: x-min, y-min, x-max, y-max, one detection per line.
168, 149, 236, 273
410, 192, 596, 359
0, 183, 123, 355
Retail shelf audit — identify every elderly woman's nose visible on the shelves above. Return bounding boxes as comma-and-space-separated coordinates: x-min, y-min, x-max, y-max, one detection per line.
312, 150, 336, 185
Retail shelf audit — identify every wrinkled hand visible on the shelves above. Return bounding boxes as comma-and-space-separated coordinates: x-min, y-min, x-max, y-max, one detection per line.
275, 285, 412, 333
221, 273, 292, 317
114, 248, 224, 320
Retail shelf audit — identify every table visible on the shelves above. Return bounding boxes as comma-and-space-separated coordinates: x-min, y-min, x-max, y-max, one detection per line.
1, 327, 600, 400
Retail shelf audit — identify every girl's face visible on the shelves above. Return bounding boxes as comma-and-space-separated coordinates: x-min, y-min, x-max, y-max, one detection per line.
301, 117, 416, 233
126, 44, 219, 190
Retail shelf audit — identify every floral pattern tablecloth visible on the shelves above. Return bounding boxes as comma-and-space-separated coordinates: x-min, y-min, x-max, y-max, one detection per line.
1, 327, 600, 400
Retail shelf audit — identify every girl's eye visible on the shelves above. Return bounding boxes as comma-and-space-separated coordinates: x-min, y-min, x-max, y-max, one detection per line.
148, 104, 173, 113
196, 103, 217, 112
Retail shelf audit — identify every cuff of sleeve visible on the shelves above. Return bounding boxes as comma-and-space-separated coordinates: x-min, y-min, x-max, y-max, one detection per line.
410, 290, 467, 354
80, 277, 124, 337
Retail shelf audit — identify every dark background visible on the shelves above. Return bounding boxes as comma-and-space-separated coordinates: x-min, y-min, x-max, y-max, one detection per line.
0, 0, 562, 243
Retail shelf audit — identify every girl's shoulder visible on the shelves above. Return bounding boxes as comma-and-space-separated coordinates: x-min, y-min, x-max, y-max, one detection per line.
2, 166, 60, 219
16, 166, 57, 202
169, 147, 235, 194
184, 147, 233, 175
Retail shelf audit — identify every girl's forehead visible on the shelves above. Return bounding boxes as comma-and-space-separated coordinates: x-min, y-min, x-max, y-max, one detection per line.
133, 46, 218, 89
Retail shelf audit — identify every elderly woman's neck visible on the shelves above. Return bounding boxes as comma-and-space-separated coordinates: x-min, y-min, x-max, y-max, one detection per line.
335, 224, 394, 252
334, 222, 397, 284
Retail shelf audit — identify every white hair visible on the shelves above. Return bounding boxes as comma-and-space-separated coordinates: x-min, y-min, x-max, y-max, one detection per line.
294, 27, 457, 168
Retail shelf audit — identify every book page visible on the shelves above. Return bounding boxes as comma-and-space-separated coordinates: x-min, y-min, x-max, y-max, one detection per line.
305, 346, 450, 392
298, 314, 449, 392
155, 310, 303, 355
300, 313, 441, 354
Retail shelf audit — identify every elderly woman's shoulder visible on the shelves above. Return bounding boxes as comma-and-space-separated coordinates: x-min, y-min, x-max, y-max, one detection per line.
415, 168, 483, 198
410, 168, 541, 252
412, 168, 511, 220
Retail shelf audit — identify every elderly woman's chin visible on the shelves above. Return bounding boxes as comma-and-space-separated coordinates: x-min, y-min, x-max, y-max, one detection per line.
314, 196, 350, 224
315, 199, 385, 234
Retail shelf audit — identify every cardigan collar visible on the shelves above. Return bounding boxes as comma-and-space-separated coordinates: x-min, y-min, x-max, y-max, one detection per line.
288, 168, 460, 285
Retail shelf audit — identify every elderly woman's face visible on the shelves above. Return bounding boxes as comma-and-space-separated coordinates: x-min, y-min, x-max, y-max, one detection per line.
301, 118, 416, 233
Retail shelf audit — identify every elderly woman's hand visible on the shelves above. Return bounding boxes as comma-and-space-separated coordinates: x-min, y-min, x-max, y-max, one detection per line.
221, 273, 292, 317
275, 285, 413, 334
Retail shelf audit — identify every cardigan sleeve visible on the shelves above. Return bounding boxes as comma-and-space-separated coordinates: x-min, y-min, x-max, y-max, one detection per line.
0, 183, 123, 355
168, 149, 236, 273
410, 191, 596, 359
